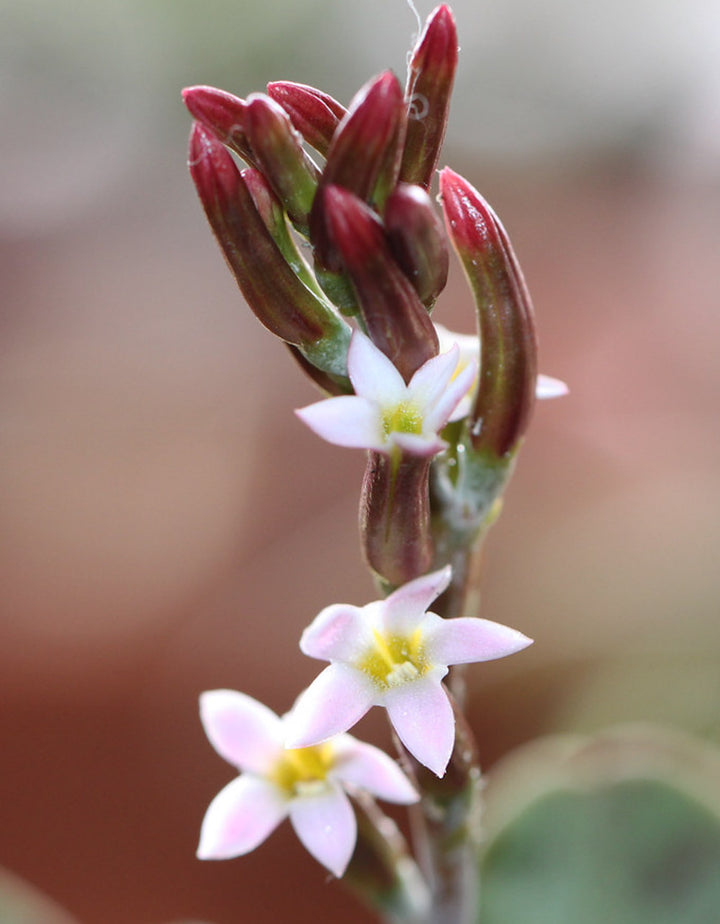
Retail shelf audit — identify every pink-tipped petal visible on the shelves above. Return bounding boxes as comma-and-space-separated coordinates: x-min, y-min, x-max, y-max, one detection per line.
406, 344, 459, 411
347, 331, 407, 405
392, 431, 447, 457
426, 616, 533, 665
197, 775, 287, 860
331, 736, 419, 804
295, 395, 384, 450
381, 567, 452, 634
300, 603, 372, 662
536, 374, 568, 399
289, 784, 356, 877
386, 678, 455, 777
285, 664, 375, 748
200, 690, 282, 773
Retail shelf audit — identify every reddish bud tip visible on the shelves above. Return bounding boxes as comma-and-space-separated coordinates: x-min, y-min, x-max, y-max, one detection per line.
267, 81, 346, 156
182, 85, 255, 165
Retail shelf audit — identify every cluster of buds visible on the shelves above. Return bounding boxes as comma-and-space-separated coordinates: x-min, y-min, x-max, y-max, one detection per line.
184, 2, 565, 907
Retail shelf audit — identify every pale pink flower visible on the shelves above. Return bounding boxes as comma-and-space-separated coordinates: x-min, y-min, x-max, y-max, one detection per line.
285, 567, 532, 778
295, 330, 476, 458
198, 690, 418, 877
434, 323, 568, 418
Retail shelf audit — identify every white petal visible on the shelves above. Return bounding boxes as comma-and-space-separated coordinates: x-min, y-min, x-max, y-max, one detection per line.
536, 374, 568, 399
425, 616, 533, 665
199, 690, 282, 774
285, 664, 375, 748
424, 357, 477, 431
385, 677, 455, 778
197, 775, 287, 860
295, 395, 385, 450
347, 331, 407, 405
381, 567, 452, 635
331, 736, 419, 804
406, 345, 460, 413
300, 603, 372, 662
391, 431, 447, 457
289, 783, 357, 877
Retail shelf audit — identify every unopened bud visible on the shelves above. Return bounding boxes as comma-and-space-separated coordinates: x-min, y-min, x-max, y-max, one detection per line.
384, 183, 449, 307
267, 81, 346, 156
400, 5, 458, 189
182, 85, 257, 166
188, 123, 350, 378
440, 168, 537, 457
244, 93, 320, 236
323, 185, 438, 382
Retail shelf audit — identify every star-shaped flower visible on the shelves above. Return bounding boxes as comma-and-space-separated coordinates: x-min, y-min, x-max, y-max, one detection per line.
198, 690, 418, 877
285, 567, 532, 777
434, 323, 568, 419
295, 330, 476, 458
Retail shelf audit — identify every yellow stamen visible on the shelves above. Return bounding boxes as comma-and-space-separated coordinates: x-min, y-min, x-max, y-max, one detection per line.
358, 628, 429, 690
271, 743, 335, 796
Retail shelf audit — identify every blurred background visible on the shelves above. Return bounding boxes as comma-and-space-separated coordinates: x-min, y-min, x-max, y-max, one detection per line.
1, 0, 719, 921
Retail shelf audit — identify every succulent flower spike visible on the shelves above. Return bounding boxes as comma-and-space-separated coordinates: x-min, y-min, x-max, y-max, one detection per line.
243, 93, 320, 236
440, 167, 538, 458
198, 691, 418, 876
310, 71, 406, 271
296, 331, 474, 458
435, 323, 568, 420
322, 186, 439, 381
188, 123, 350, 378
267, 81, 346, 156
286, 567, 532, 777
400, 5, 458, 189
384, 183, 449, 307
182, 85, 256, 166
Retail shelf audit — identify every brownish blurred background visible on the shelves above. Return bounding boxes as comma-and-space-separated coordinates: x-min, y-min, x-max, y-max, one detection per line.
1, 0, 719, 921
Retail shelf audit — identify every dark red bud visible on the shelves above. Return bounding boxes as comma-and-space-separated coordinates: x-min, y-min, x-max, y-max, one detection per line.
323, 185, 439, 381
384, 182, 449, 306
182, 85, 256, 166
267, 81, 346, 156
400, 5, 458, 189
440, 168, 538, 456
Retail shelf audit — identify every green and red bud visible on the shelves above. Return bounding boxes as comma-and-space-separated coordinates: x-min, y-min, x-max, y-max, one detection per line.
244, 93, 320, 236
322, 185, 438, 382
439, 167, 538, 457
182, 85, 256, 166
267, 81, 346, 156
384, 183, 449, 307
188, 123, 350, 377
400, 5, 458, 189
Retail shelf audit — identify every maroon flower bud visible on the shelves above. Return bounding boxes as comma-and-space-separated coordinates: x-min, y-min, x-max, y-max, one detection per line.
400, 5, 458, 189
322, 185, 439, 382
439, 168, 538, 457
267, 81, 346, 156
384, 182, 449, 307
182, 85, 256, 166
310, 71, 406, 270
360, 452, 433, 587
188, 123, 350, 377
244, 93, 320, 236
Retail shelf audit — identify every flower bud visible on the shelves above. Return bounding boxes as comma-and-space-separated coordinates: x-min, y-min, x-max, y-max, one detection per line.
188, 123, 350, 378
439, 168, 538, 457
360, 452, 433, 588
244, 93, 320, 236
384, 183, 449, 307
310, 71, 406, 271
322, 185, 438, 382
400, 5, 458, 190
182, 85, 256, 166
267, 81, 346, 156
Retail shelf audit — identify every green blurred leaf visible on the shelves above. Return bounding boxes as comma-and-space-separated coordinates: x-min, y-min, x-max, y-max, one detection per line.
479, 725, 720, 924
0, 868, 80, 924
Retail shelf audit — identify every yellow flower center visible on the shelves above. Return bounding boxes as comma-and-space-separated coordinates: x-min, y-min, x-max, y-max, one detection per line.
270, 743, 335, 797
381, 401, 423, 438
358, 628, 430, 690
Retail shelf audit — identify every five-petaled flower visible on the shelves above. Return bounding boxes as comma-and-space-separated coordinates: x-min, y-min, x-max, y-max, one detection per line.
434, 323, 568, 419
296, 330, 475, 458
285, 567, 532, 777
198, 690, 418, 876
